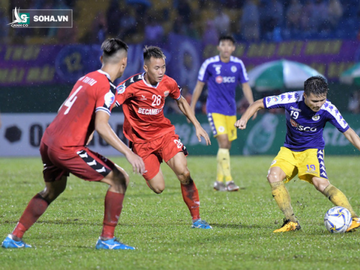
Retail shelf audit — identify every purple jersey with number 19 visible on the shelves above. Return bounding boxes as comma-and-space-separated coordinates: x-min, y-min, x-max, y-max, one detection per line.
264, 91, 349, 151
198, 55, 249, 116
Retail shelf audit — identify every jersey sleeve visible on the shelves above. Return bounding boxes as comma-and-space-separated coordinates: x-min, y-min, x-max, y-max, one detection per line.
115, 82, 133, 105
264, 91, 302, 109
197, 61, 210, 82
95, 80, 116, 115
169, 81, 182, 100
323, 102, 349, 133
237, 60, 249, 84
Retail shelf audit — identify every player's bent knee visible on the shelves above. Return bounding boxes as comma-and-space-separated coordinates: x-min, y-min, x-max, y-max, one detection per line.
40, 176, 67, 203
312, 177, 330, 192
177, 169, 191, 184
152, 186, 165, 194
267, 172, 281, 183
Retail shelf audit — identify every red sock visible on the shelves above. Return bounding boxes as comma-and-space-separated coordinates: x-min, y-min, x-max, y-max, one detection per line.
12, 194, 49, 239
181, 178, 200, 221
101, 191, 124, 239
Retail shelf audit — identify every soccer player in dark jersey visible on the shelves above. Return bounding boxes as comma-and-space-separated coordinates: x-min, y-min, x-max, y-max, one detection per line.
190, 35, 256, 192
115, 46, 212, 229
235, 76, 360, 232
1, 38, 145, 249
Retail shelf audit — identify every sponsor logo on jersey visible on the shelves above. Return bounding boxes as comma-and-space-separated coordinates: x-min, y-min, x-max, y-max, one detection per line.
290, 118, 297, 127
231, 65, 237, 72
138, 107, 162, 115
290, 118, 317, 132
216, 76, 223, 84
290, 106, 301, 112
312, 115, 320, 121
104, 91, 115, 108
271, 96, 279, 102
117, 84, 126, 94
140, 95, 147, 101
215, 76, 235, 84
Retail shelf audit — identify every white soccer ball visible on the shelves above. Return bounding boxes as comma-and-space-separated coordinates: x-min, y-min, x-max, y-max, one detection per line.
324, 206, 352, 233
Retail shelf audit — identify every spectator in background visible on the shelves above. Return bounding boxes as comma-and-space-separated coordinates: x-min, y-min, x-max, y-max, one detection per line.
267, 0, 284, 29
328, 0, 343, 30
300, 0, 315, 33
312, 0, 329, 32
118, 6, 138, 41
144, 15, 164, 43
57, 22, 78, 44
202, 20, 219, 45
262, 0, 284, 40
0, 9, 9, 43
173, 16, 199, 39
90, 11, 107, 44
106, 0, 121, 37
213, 5, 231, 36
176, 0, 192, 22
127, 0, 151, 18
240, 0, 260, 42
175, 0, 199, 39
286, 0, 302, 33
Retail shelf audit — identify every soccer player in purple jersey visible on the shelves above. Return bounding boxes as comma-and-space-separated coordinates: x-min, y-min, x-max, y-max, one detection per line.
235, 76, 360, 232
190, 35, 256, 192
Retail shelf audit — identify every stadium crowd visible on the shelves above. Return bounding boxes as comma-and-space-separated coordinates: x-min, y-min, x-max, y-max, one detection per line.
1, 0, 360, 45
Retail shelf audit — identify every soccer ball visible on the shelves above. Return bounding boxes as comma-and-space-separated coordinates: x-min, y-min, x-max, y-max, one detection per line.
324, 206, 352, 233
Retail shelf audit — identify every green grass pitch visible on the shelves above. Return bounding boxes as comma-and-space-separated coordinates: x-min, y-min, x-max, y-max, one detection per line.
1, 156, 360, 269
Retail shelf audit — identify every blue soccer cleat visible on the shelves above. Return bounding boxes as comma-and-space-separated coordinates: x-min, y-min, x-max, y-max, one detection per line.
95, 237, 135, 250
191, 219, 212, 229
2, 234, 32, 249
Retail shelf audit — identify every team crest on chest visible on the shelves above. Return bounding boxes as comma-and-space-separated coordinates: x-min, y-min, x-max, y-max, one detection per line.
231, 65, 237, 72
312, 115, 320, 121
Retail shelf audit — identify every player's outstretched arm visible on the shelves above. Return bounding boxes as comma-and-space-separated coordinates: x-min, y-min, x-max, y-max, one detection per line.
95, 111, 145, 174
242, 82, 257, 120
235, 98, 264, 130
176, 96, 211, 145
343, 127, 360, 151
189, 81, 205, 114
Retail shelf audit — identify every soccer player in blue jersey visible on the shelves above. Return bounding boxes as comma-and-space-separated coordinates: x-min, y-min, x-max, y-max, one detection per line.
190, 35, 255, 192
235, 76, 360, 232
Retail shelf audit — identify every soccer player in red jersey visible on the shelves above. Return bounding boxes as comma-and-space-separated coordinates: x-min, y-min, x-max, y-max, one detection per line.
2, 38, 145, 250
115, 46, 212, 229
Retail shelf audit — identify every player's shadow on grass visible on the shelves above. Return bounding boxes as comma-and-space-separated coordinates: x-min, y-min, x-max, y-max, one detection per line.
210, 223, 270, 229
127, 191, 179, 197
2, 220, 101, 226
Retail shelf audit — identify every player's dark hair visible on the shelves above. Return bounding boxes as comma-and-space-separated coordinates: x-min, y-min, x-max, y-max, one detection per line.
101, 38, 128, 62
143, 46, 166, 62
304, 76, 329, 96
218, 35, 236, 45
